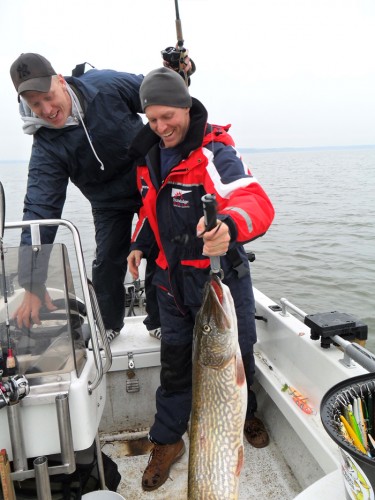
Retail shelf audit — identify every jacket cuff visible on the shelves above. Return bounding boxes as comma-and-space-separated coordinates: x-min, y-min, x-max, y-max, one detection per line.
218, 214, 237, 242
22, 283, 47, 302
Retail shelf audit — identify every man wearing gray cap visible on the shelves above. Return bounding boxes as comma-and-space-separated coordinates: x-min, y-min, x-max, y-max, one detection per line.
9, 53, 187, 340
128, 67, 275, 491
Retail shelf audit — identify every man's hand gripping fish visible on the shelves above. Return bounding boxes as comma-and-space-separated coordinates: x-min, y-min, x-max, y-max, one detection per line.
188, 274, 247, 499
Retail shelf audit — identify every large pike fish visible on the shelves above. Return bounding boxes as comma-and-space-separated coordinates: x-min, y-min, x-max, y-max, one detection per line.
188, 274, 247, 499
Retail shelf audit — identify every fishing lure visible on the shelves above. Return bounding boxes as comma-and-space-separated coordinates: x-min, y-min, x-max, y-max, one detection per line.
340, 415, 367, 454
338, 419, 352, 446
357, 397, 368, 449
367, 386, 373, 437
281, 384, 317, 415
348, 406, 364, 446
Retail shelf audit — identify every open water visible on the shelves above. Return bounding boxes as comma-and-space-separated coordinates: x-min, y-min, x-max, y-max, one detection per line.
0, 146, 374, 349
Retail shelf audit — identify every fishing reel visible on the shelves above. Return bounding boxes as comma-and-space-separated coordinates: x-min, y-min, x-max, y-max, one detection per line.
162, 46, 184, 70
0, 374, 29, 409
161, 46, 196, 82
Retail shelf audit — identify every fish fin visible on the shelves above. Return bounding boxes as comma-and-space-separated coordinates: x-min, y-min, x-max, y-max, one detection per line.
235, 445, 244, 477
236, 354, 246, 386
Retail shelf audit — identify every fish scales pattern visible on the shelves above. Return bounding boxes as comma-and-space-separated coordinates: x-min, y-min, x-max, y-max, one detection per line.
188, 276, 246, 500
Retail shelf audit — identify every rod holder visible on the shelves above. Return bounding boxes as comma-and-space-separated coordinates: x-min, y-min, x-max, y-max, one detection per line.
34, 456, 52, 500
7, 402, 28, 472
56, 393, 76, 474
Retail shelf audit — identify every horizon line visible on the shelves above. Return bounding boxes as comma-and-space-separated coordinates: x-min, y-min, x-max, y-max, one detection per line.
239, 144, 375, 153
1, 144, 375, 163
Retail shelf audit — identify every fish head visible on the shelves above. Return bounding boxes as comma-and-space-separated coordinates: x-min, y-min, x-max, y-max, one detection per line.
193, 275, 238, 370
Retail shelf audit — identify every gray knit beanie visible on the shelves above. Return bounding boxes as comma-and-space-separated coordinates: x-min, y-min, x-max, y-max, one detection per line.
140, 67, 192, 111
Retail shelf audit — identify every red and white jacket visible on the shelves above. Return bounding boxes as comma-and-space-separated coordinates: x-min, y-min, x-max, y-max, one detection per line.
129, 98, 275, 308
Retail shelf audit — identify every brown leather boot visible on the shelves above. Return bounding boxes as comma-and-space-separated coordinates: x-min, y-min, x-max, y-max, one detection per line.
244, 416, 270, 448
142, 439, 185, 491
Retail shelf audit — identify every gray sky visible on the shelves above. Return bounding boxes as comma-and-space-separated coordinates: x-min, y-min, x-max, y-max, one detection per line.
1, 0, 374, 160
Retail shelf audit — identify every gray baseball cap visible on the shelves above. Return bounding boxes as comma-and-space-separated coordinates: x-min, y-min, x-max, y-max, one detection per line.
10, 53, 56, 95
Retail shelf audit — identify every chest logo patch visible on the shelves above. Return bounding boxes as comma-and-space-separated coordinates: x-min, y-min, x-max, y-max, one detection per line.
171, 188, 191, 209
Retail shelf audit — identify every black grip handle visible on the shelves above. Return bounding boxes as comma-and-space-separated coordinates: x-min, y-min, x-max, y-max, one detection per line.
0, 182, 5, 239
202, 194, 217, 231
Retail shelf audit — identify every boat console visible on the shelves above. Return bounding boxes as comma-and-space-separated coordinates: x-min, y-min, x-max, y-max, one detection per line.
0, 219, 110, 494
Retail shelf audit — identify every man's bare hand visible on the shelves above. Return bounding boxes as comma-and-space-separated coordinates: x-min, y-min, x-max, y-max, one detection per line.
127, 250, 144, 281
196, 217, 231, 256
12, 290, 57, 329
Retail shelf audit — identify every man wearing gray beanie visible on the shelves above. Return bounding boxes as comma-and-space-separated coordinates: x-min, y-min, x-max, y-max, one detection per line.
128, 67, 275, 492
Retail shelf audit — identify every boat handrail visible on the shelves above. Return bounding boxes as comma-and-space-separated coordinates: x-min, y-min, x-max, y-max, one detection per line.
4, 218, 111, 392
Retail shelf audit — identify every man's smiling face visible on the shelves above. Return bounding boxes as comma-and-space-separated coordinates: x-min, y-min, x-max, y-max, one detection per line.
145, 105, 190, 148
22, 74, 72, 128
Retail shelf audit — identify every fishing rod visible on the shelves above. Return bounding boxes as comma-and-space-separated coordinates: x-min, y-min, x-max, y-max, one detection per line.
162, 0, 189, 84
0, 182, 16, 374
174, 0, 185, 54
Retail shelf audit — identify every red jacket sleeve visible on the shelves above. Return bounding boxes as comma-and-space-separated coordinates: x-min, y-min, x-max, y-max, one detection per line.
203, 143, 275, 244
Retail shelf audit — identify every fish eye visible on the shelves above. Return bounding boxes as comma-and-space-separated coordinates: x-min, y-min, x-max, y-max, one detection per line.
202, 324, 211, 334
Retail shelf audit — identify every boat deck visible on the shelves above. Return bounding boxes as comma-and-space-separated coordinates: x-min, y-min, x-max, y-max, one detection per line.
97, 295, 357, 500
98, 315, 301, 498
101, 424, 302, 500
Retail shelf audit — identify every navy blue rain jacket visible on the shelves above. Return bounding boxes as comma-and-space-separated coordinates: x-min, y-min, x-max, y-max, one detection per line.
21, 68, 144, 245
